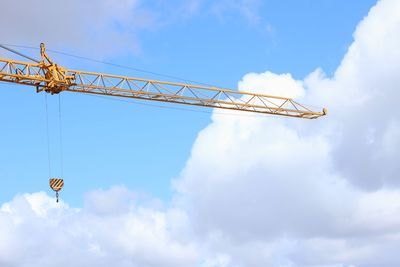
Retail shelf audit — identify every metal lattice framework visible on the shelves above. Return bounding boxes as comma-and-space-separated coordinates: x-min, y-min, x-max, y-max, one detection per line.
0, 44, 327, 119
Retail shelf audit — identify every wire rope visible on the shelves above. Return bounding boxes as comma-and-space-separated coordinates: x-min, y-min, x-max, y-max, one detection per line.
44, 94, 52, 178
0, 44, 40, 63
58, 94, 64, 178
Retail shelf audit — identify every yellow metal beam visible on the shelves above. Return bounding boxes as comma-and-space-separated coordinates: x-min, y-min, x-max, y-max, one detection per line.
0, 44, 327, 119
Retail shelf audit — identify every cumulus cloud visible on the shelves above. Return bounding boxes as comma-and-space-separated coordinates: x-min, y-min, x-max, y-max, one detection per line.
310, 0, 400, 189
0, 189, 199, 267
238, 71, 305, 98
173, 0, 400, 265
1, 0, 400, 266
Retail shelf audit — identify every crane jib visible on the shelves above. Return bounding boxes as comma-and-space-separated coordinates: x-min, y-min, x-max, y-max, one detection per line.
0, 43, 327, 119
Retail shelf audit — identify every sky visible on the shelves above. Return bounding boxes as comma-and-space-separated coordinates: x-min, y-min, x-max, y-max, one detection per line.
1, 0, 400, 266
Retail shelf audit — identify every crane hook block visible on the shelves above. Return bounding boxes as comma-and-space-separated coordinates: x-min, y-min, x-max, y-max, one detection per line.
49, 178, 64, 203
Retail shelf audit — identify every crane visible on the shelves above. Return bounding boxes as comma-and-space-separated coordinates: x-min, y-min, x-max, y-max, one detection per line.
0, 43, 327, 119
0, 43, 327, 202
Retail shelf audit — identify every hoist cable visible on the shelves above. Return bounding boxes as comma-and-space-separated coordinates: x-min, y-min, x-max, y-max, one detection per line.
44, 94, 52, 178
58, 94, 64, 178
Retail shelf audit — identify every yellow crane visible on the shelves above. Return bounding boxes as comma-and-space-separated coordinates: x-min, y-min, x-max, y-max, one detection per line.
0, 43, 327, 201
0, 43, 326, 118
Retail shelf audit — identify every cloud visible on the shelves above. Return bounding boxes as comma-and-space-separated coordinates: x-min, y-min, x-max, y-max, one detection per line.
0, 0, 265, 58
318, 0, 400, 189
238, 71, 305, 98
0, 0, 153, 56
305, 0, 400, 190
0, 190, 199, 267
209, 0, 263, 24
173, 0, 400, 265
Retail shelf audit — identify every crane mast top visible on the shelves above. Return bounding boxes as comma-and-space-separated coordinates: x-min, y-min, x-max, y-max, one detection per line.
0, 43, 327, 119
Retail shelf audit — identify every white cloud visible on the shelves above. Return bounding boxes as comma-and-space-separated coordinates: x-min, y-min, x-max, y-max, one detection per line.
0, 190, 199, 267
209, 0, 263, 24
0, 0, 153, 56
0, 0, 265, 58
304, 0, 400, 189
238, 72, 305, 98
173, 0, 400, 265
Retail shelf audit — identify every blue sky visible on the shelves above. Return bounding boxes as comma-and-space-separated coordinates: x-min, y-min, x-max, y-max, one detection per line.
0, 0, 375, 205
2, 1, 400, 266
